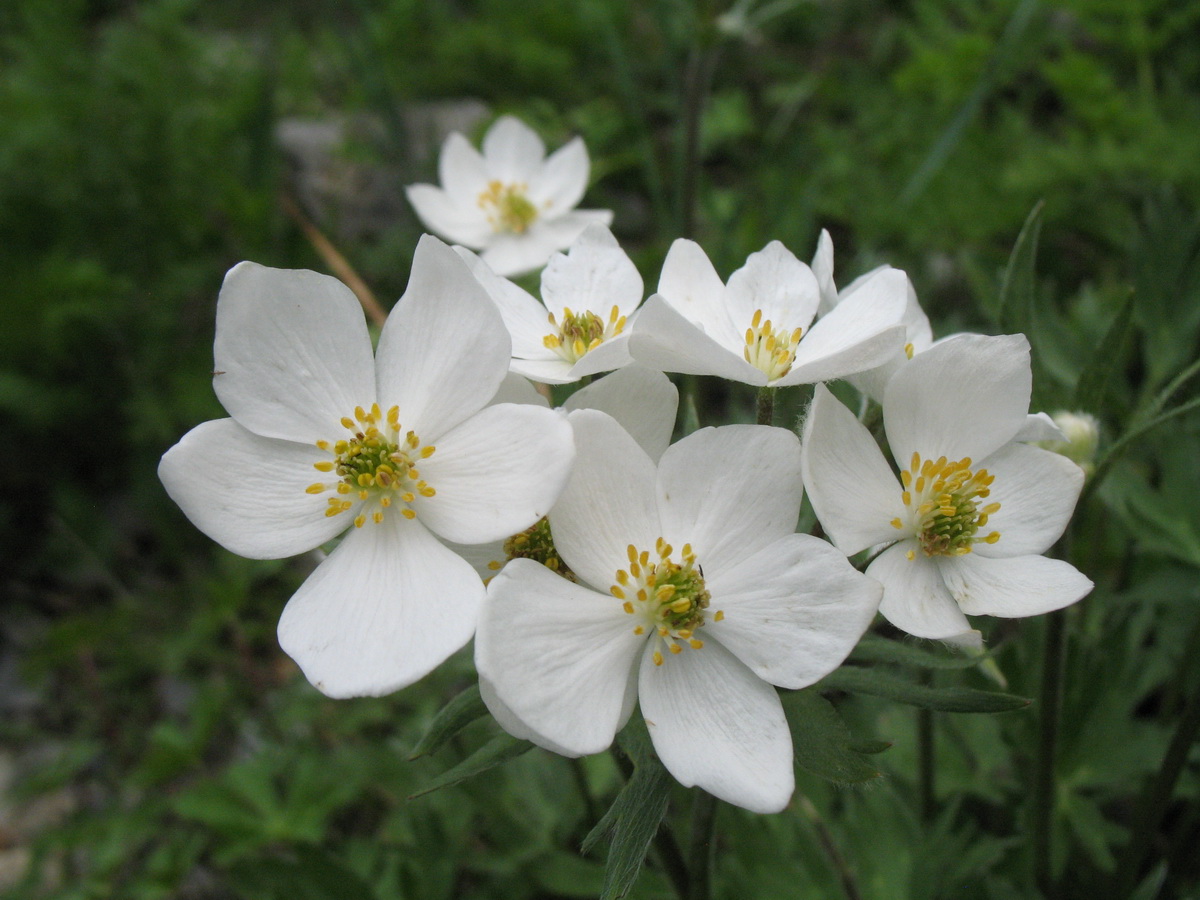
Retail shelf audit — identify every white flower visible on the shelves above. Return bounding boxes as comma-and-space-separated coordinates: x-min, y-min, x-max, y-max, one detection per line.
158, 236, 575, 698
450, 365, 679, 580
454, 226, 644, 384
475, 411, 882, 813
801, 333, 1093, 640
810, 229, 933, 401
406, 116, 613, 277
629, 238, 907, 387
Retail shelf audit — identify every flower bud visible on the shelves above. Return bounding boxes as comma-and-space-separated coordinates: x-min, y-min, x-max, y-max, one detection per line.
1039, 411, 1100, 475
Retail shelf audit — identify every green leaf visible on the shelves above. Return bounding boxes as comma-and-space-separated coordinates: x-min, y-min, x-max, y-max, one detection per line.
408, 733, 532, 799
850, 633, 995, 670
226, 850, 378, 900
581, 720, 674, 900
408, 683, 487, 759
782, 688, 883, 784
998, 199, 1044, 335
1074, 294, 1136, 410
821, 666, 1030, 713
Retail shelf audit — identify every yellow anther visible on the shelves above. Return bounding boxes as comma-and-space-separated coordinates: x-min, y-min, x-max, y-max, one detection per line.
340, 417, 355, 430
714, 610, 725, 622
623, 601, 635, 615
373, 511, 383, 524
984, 531, 1001, 543
487, 560, 503, 571
421, 446, 436, 458
306, 484, 325, 494
890, 517, 903, 529
336, 483, 351, 494
905, 342, 915, 359
669, 644, 682, 655
316, 440, 330, 451
402, 509, 416, 519
314, 461, 335, 472
634, 626, 645, 635
354, 515, 366, 528
611, 586, 625, 599
653, 651, 664, 666
689, 639, 703, 649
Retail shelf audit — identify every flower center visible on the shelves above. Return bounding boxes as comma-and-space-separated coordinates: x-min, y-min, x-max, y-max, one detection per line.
609, 539, 722, 666
487, 516, 578, 583
542, 305, 627, 364
477, 180, 539, 234
307, 404, 436, 528
890, 452, 1001, 557
743, 308, 803, 381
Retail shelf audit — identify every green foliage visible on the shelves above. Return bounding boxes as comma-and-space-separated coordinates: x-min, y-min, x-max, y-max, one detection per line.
4, 0, 1200, 898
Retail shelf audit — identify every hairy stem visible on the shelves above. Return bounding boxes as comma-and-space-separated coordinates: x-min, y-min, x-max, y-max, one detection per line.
687, 789, 718, 900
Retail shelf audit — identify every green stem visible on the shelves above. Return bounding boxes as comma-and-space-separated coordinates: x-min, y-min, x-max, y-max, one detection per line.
687, 789, 718, 900
1116, 614, 1200, 894
917, 670, 936, 824
1033, 608, 1067, 895
757, 386, 776, 426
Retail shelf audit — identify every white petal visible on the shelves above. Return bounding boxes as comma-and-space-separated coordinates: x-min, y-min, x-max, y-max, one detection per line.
843, 272, 933, 401
479, 674, 581, 757
656, 425, 803, 574
277, 515, 483, 697
489, 371, 549, 407
972, 443, 1083, 557
528, 136, 589, 213
480, 211, 617, 278
482, 116, 546, 183
551, 409, 662, 590
441, 537, 506, 581
782, 267, 908, 386
628, 296, 765, 384
869, 542, 971, 639
437, 132, 490, 211
452, 244, 558, 360
375, 235, 511, 439
509, 357, 578, 384
416, 403, 575, 544
801, 385, 908, 555
939, 553, 1093, 617
213, 262, 376, 444
541, 225, 643, 322
706, 534, 881, 689
566, 332, 634, 378
723, 241, 819, 338
563, 366, 678, 463
655, 239, 742, 346
884, 333, 1032, 468
811, 229, 837, 315
1014, 412, 1066, 443
639, 640, 794, 813
159, 418, 350, 559
476, 559, 643, 755
405, 185, 492, 248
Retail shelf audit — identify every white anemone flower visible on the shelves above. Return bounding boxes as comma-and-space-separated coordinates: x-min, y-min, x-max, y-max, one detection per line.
158, 236, 575, 698
801, 333, 1093, 640
454, 225, 643, 384
628, 239, 908, 387
406, 116, 613, 278
476, 411, 882, 813
811, 229, 934, 401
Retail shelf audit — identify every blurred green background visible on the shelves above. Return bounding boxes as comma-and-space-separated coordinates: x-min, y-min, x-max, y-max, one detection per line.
2, 0, 1199, 897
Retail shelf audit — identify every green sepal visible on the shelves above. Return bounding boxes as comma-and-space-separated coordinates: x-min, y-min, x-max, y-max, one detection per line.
408, 683, 488, 759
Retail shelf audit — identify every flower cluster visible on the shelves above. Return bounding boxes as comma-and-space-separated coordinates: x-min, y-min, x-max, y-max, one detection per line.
160, 116, 1092, 814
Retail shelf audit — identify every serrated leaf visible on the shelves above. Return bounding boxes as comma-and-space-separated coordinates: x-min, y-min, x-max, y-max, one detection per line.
999, 200, 1044, 335
1074, 295, 1135, 410
821, 666, 1030, 713
408, 733, 532, 799
408, 683, 487, 759
850, 633, 995, 670
782, 689, 882, 784
581, 719, 674, 900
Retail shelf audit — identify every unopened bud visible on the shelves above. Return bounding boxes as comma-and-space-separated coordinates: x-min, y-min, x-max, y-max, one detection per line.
1039, 411, 1100, 475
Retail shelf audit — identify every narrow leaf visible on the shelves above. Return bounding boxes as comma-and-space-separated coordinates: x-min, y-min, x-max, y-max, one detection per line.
999, 200, 1045, 335
1074, 295, 1136, 410
850, 633, 996, 670
408, 683, 487, 759
822, 666, 1030, 713
783, 689, 883, 783
581, 720, 675, 900
408, 733, 532, 799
